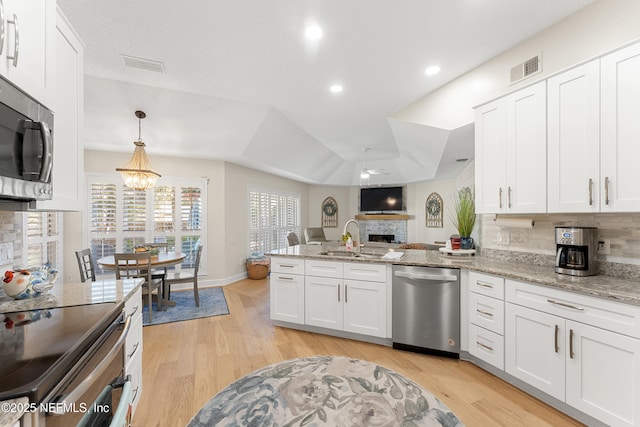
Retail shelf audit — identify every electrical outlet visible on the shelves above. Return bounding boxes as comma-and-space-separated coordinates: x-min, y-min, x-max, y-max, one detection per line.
497, 230, 510, 245
598, 239, 611, 255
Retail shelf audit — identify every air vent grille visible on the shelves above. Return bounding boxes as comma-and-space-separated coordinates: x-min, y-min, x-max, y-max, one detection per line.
121, 55, 166, 73
510, 53, 542, 85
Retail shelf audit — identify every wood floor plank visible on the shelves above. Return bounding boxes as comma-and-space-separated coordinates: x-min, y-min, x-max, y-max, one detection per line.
133, 278, 585, 427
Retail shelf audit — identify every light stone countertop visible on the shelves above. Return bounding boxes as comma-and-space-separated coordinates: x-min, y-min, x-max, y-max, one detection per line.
0, 278, 144, 314
271, 244, 640, 307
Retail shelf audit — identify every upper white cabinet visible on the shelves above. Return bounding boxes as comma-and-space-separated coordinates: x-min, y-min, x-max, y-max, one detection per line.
601, 42, 640, 212
547, 60, 601, 213
475, 81, 546, 214
36, 8, 84, 211
0, 0, 55, 107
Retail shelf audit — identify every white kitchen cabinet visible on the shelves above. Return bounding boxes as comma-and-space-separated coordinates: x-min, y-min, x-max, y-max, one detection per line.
475, 81, 546, 214
468, 271, 505, 369
305, 275, 342, 329
0, 0, 55, 107
300, 260, 388, 339
547, 60, 601, 213
270, 257, 305, 324
36, 8, 84, 211
601, 42, 640, 212
124, 286, 143, 417
505, 279, 640, 427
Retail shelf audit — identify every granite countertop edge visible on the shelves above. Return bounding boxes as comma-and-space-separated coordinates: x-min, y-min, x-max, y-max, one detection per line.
270, 246, 640, 307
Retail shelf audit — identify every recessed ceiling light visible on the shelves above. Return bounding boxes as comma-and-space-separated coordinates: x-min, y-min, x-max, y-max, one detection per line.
330, 84, 343, 94
305, 25, 323, 41
425, 65, 441, 76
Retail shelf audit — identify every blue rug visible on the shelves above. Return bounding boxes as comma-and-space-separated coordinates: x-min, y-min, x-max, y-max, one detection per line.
142, 287, 229, 326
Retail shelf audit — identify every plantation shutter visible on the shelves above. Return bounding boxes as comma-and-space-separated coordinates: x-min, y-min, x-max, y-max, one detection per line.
24, 212, 62, 272
248, 189, 300, 254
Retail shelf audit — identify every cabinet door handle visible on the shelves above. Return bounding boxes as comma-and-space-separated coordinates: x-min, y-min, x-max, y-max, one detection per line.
588, 178, 593, 206
476, 341, 494, 352
277, 276, 294, 281
279, 264, 296, 268
127, 342, 140, 360
605, 176, 610, 205
554, 324, 559, 353
337, 285, 340, 302
547, 299, 584, 312
508, 186, 512, 208
476, 280, 494, 289
569, 329, 575, 359
476, 309, 493, 318
345, 284, 348, 303
0, 1, 5, 56
6, 13, 17, 67
499, 187, 503, 209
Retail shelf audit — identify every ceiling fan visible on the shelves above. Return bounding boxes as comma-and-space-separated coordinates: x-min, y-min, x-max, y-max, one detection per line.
360, 148, 388, 180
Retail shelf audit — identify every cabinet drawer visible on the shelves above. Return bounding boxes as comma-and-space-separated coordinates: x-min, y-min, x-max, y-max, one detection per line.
506, 279, 640, 339
469, 292, 504, 335
469, 323, 504, 370
125, 287, 143, 320
305, 259, 343, 278
469, 271, 504, 300
126, 348, 143, 417
344, 262, 387, 283
125, 313, 143, 367
271, 257, 305, 275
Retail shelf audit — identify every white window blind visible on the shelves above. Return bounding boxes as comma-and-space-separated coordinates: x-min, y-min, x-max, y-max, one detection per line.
86, 174, 207, 276
248, 189, 301, 254
23, 212, 63, 274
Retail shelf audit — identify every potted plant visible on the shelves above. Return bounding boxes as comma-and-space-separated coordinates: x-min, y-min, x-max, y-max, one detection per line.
452, 187, 476, 249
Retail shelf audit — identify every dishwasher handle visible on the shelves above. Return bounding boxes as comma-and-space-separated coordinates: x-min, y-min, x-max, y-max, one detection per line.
394, 270, 458, 282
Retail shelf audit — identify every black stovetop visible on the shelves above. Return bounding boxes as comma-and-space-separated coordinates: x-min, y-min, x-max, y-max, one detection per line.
0, 302, 119, 402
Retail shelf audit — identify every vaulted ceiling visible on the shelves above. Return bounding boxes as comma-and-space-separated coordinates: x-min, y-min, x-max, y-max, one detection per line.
57, 0, 594, 185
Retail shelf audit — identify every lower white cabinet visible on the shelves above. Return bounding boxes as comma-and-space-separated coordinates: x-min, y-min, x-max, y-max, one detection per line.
468, 272, 505, 369
270, 257, 305, 324
506, 279, 640, 427
304, 261, 388, 338
124, 286, 143, 417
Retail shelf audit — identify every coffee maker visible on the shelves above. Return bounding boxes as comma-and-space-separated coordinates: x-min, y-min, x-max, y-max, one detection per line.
555, 227, 598, 276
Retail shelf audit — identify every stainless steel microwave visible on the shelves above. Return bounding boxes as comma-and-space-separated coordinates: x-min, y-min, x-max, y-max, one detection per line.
0, 75, 54, 203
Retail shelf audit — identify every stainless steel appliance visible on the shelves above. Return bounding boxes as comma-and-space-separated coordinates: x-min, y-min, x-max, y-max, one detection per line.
392, 265, 460, 357
555, 226, 598, 276
0, 75, 54, 204
0, 302, 131, 426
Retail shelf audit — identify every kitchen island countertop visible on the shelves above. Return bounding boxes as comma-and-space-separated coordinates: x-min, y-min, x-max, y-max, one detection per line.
0, 278, 144, 314
271, 244, 640, 307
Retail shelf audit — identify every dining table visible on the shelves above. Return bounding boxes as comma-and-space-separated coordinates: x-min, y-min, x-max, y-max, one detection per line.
97, 251, 186, 307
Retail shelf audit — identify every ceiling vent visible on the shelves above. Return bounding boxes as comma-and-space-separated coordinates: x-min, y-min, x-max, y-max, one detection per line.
121, 55, 166, 73
510, 53, 541, 85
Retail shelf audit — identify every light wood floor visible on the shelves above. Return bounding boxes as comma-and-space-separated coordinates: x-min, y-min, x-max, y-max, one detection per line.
133, 278, 584, 427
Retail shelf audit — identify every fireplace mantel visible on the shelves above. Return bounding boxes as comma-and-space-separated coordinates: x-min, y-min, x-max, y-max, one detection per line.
355, 214, 410, 220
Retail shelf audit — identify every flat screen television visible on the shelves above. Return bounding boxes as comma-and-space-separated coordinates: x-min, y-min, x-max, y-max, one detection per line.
360, 186, 404, 213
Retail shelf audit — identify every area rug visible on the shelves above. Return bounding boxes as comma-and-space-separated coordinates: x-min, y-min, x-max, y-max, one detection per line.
187, 355, 464, 426
143, 287, 229, 326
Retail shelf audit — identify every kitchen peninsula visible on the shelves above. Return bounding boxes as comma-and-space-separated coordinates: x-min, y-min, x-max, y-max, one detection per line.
271, 243, 640, 427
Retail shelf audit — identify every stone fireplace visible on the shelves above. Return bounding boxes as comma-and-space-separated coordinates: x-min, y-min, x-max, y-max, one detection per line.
356, 216, 408, 244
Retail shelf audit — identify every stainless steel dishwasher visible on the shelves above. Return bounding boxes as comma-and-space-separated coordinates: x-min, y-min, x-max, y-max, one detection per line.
392, 265, 460, 357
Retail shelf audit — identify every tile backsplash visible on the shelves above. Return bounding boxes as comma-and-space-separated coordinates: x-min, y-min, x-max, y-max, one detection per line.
480, 212, 640, 278
0, 212, 23, 270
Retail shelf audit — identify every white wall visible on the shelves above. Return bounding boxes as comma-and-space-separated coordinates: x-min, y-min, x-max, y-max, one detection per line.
393, 0, 640, 130
307, 185, 352, 241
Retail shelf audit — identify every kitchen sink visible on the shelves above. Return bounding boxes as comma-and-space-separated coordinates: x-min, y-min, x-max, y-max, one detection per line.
318, 250, 381, 259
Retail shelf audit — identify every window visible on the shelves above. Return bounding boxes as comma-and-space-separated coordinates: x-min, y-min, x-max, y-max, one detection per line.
248, 188, 301, 254
87, 174, 207, 275
23, 212, 63, 272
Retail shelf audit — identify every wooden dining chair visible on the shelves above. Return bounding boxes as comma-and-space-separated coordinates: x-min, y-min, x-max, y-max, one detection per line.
164, 245, 203, 307
75, 248, 97, 282
114, 253, 163, 321
142, 241, 169, 285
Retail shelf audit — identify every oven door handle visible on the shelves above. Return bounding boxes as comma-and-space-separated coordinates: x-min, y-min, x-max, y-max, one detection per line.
47, 314, 132, 415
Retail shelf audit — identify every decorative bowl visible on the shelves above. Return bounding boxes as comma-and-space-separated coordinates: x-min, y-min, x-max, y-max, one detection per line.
3, 263, 58, 299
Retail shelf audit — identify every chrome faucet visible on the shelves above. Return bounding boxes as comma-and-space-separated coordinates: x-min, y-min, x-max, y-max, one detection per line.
343, 219, 361, 252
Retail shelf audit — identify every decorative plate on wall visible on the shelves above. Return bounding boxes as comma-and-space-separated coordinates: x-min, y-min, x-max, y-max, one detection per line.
322, 197, 338, 228
426, 192, 443, 228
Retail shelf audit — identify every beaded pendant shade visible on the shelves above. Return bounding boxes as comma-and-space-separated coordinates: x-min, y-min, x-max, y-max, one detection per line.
116, 110, 161, 190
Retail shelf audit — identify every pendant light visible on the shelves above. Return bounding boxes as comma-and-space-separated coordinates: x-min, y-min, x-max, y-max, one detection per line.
116, 110, 161, 190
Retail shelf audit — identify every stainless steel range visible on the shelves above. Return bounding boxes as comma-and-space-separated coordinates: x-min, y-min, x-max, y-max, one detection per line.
0, 302, 129, 426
